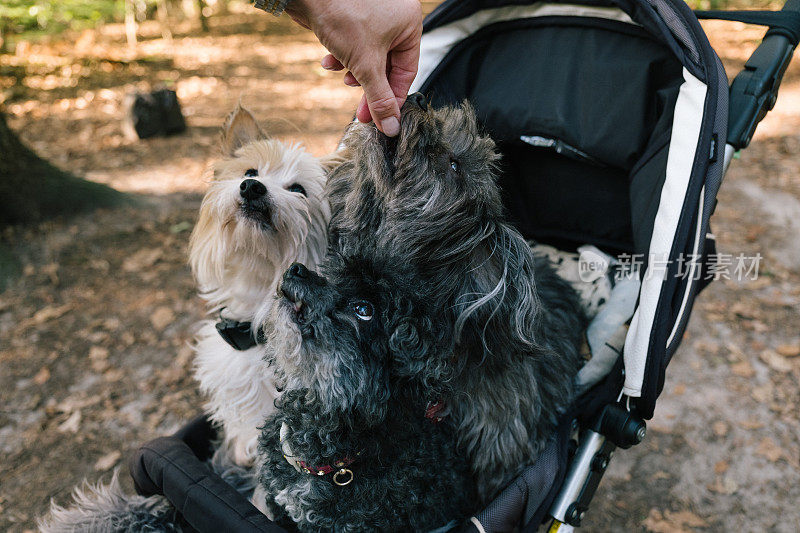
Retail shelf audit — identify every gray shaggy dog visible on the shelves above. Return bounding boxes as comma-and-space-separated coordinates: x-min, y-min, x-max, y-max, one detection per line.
254, 254, 477, 532
326, 98, 586, 501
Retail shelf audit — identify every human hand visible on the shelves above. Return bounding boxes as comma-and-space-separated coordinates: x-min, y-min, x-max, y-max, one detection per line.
285, 0, 423, 136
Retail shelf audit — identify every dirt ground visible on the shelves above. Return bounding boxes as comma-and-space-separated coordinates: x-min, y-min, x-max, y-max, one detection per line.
1, 6, 798, 533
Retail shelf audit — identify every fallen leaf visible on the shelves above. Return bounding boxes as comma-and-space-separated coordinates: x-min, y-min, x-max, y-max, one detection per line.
94, 450, 121, 471
750, 385, 772, 403
175, 344, 193, 368
648, 422, 673, 434
103, 368, 125, 382
89, 346, 109, 360
121, 331, 135, 346
122, 248, 162, 272
739, 418, 765, 430
57, 410, 81, 433
673, 383, 687, 395
730, 302, 753, 319
730, 360, 755, 377
712, 421, 728, 437
31, 304, 73, 325
102, 318, 121, 331
89, 346, 110, 372
756, 437, 783, 462
651, 470, 671, 480
775, 344, 800, 357
33, 367, 51, 385
150, 306, 175, 331
744, 224, 766, 242
707, 476, 738, 494
170, 221, 193, 234
41, 262, 59, 285
759, 350, 793, 373
665, 510, 708, 528
750, 340, 766, 351
643, 509, 679, 533
643, 509, 695, 533
745, 277, 771, 289
90, 259, 110, 271
714, 460, 729, 474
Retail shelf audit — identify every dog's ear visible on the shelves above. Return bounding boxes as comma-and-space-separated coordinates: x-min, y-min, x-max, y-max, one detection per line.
221, 104, 267, 156
318, 148, 348, 175
453, 222, 541, 354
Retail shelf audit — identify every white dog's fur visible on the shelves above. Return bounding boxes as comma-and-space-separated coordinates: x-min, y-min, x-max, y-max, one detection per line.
38, 106, 332, 531
189, 105, 330, 466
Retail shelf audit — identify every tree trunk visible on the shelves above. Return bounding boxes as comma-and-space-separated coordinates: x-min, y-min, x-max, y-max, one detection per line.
196, 0, 209, 32
125, 0, 138, 50
180, 0, 198, 20
0, 111, 125, 225
155, 0, 174, 45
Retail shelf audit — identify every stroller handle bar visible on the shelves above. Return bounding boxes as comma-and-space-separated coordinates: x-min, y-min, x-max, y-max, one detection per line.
697, 0, 800, 150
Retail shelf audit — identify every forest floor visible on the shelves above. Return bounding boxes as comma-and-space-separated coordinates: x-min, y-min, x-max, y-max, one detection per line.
1, 7, 798, 532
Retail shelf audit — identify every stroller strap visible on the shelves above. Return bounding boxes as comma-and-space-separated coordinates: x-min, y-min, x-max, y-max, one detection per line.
694, 9, 800, 45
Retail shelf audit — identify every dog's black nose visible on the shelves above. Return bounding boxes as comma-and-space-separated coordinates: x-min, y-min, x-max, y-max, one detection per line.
240, 179, 267, 201
286, 262, 309, 280
406, 92, 427, 109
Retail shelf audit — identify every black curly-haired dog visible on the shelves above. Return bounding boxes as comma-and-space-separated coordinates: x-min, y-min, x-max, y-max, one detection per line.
326, 98, 586, 501
254, 254, 477, 532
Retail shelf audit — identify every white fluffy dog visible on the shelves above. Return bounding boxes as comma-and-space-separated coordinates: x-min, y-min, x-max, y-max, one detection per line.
38, 105, 332, 531
190, 104, 330, 466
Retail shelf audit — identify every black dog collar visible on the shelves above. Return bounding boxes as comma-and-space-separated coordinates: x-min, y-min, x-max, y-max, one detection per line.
215, 318, 259, 351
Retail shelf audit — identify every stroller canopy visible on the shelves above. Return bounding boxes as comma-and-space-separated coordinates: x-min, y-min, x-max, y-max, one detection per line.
411, 0, 730, 418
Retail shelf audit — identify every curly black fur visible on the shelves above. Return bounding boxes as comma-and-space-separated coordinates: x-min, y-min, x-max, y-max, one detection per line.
257, 255, 477, 532
326, 101, 586, 501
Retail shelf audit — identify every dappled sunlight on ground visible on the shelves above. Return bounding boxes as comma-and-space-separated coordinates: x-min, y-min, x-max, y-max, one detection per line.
2, 12, 359, 196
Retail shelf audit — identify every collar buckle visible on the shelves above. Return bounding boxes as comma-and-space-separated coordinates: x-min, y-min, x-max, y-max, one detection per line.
215, 318, 258, 351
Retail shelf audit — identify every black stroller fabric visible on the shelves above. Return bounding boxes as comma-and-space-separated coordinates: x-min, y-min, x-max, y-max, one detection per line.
421, 16, 684, 254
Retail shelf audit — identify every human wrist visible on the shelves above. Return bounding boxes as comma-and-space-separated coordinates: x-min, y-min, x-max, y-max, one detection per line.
283, 0, 321, 22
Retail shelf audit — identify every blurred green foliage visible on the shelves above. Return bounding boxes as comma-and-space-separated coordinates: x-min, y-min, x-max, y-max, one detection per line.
0, 1, 127, 37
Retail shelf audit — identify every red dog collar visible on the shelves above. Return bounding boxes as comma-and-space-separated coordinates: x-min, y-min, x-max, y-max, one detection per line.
425, 401, 446, 423
280, 401, 448, 486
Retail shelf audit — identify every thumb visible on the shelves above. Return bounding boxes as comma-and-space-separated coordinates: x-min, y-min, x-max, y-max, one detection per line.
358, 64, 401, 137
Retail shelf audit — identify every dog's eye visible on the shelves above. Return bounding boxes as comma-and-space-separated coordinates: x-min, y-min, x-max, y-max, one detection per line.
244, 168, 258, 177
287, 183, 307, 197
449, 158, 460, 174
351, 300, 374, 321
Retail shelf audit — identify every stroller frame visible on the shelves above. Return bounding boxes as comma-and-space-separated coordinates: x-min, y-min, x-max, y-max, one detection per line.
129, 1, 800, 531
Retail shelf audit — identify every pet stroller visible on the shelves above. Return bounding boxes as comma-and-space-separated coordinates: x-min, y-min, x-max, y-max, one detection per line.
128, 0, 800, 530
